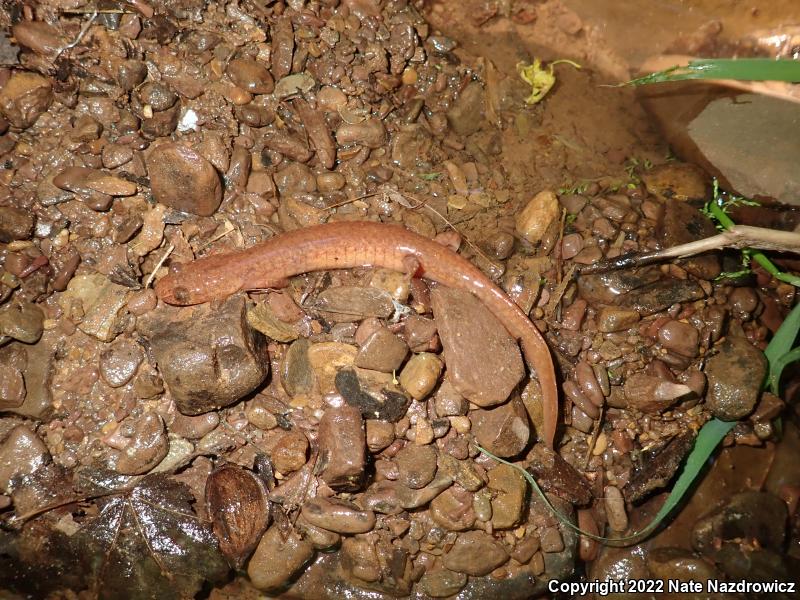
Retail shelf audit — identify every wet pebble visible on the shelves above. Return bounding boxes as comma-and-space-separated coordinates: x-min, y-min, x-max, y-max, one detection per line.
170, 411, 219, 439
705, 334, 767, 420
0, 301, 44, 344
112, 412, 169, 475
398, 353, 443, 400
301, 496, 376, 534
604, 485, 628, 532
366, 419, 395, 453
623, 373, 692, 413
574, 364, 602, 408
646, 547, 721, 584
0, 364, 25, 409
139, 295, 268, 414
314, 286, 394, 322
434, 379, 468, 417
226, 58, 274, 94
471, 396, 530, 457
102, 143, 134, 169
446, 82, 484, 136
515, 190, 559, 245
560, 233, 583, 259
0, 206, 34, 242
335, 118, 387, 148
596, 307, 640, 333
126, 288, 158, 316
0, 426, 49, 493
488, 463, 527, 529
0, 72, 52, 129
442, 530, 509, 576
355, 328, 409, 372
146, 143, 223, 216
318, 405, 365, 491
247, 526, 314, 591
431, 287, 523, 407
430, 486, 475, 531
729, 287, 759, 319
271, 429, 308, 474
418, 569, 468, 598
658, 320, 699, 357
395, 443, 437, 489
99, 338, 144, 388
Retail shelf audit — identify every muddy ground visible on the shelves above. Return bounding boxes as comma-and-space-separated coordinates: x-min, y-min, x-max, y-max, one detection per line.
0, 1, 798, 599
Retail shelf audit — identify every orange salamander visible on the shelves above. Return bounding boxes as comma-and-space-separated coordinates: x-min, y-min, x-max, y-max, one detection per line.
154, 221, 559, 448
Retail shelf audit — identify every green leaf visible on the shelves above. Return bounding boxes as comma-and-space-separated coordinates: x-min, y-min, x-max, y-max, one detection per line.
624, 58, 800, 86
765, 302, 800, 393
478, 418, 734, 546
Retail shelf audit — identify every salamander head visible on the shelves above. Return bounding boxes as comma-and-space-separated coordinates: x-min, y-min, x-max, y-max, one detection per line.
154, 263, 242, 305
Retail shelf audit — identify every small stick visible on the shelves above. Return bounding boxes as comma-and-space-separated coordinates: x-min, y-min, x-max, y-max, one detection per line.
578, 225, 800, 276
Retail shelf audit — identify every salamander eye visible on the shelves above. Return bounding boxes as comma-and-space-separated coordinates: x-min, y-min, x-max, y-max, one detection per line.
173, 286, 191, 304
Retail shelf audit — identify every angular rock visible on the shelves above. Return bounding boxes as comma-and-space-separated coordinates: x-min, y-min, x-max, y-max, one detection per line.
314, 286, 394, 323
418, 569, 468, 598
471, 396, 530, 458
446, 82, 484, 136
270, 429, 308, 474
335, 368, 411, 422
623, 373, 693, 413
488, 463, 527, 529
623, 431, 695, 502
442, 530, 509, 576
516, 190, 560, 245
0, 206, 34, 242
318, 405, 365, 491
247, 526, 314, 591
705, 335, 767, 420
139, 295, 268, 414
656, 198, 720, 279
430, 486, 475, 531
0, 71, 52, 129
59, 274, 130, 342
395, 443, 437, 489
431, 287, 523, 407
355, 328, 409, 372
596, 307, 640, 333
146, 143, 222, 216
0, 301, 43, 344
526, 444, 592, 506
0, 335, 57, 419
0, 425, 49, 494
99, 338, 144, 388
619, 279, 706, 316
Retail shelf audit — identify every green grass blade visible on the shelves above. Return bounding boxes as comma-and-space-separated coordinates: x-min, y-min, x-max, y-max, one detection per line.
626, 58, 800, 86
764, 302, 800, 369
477, 418, 734, 546
768, 346, 800, 395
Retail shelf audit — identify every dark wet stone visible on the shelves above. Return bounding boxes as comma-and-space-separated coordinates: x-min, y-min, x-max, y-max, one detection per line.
656, 198, 720, 280
99, 338, 144, 388
430, 486, 475, 531
395, 443, 437, 489
0, 301, 44, 344
692, 491, 787, 557
431, 287, 524, 407
139, 295, 268, 415
577, 267, 661, 306
442, 530, 508, 576
354, 328, 408, 372
624, 431, 695, 503
418, 569, 468, 598
705, 335, 767, 420
526, 444, 592, 506
0, 425, 50, 494
0, 206, 34, 242
335, 368, 411, 423
0, 334, 57, 419
619, 278, 706, 316
0, 72, 52, 129
313, 286, 394, 322
646, 547, 722, 583
146, 142, 223, 216
280, 338, 314, 398
318, 405, 365, 492
471, 396, 530, 458
446, 82, 485, 136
